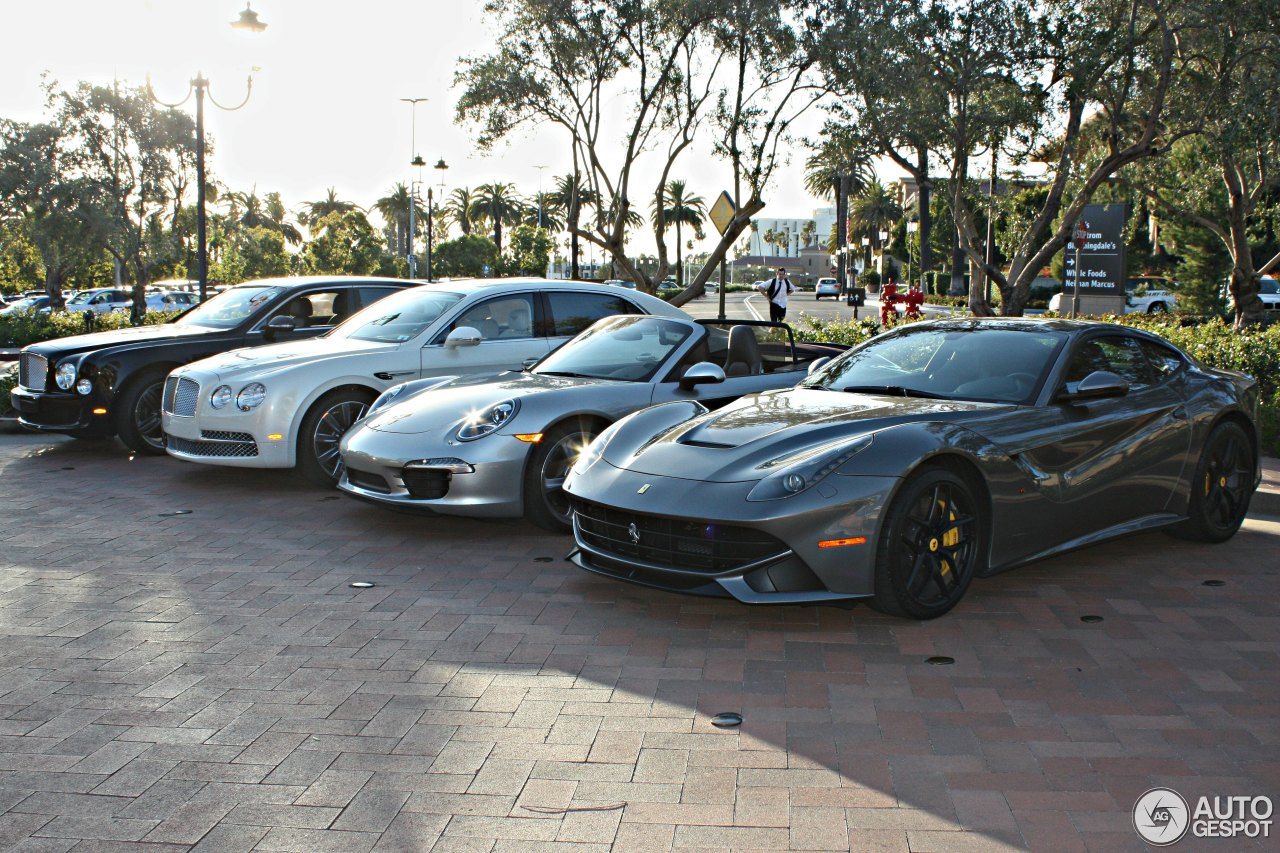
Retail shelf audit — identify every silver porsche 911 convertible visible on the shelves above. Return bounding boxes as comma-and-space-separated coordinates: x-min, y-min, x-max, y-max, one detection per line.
562, 318, 1261, 619
337, 315, 847, 529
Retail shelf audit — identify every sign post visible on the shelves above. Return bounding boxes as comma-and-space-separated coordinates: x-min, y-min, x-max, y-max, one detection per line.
708, 191, 737, 321
1071, 220, 1089, 319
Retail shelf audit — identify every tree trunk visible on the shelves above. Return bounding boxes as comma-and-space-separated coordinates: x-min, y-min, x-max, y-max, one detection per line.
1224, 158, 1264, 328
44, 266, 65, 312
675, 220, 683, 286
967, 257, 992, 316
917, 147, 931, 290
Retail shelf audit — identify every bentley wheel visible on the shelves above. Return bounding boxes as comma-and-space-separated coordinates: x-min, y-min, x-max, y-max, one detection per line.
115, 369, 168, 455
1172, 421, 1253, 543
523, 420, 599, 532
873, 468, 982, 619
298, 389, 375, 488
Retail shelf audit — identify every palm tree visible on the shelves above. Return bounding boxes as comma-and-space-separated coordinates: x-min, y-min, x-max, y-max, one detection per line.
803, 137, 875, 202
443, 187, 477, 236
800, 220, 817, 249
472, 183, 523, 253
651, 180, 706, 286
227, 190, 268, 231
299, 188, 358, 232
546, 174, 599, 279
849, 180, 904, 266
264, 192, 302, 246
522, 192, 564, 232
372, 183, 426, 257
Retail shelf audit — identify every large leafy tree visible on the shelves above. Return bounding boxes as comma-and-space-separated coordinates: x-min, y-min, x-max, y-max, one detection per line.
504, 224, 553, 276
299, 210, 383, 275
434, 233, 500, 278
651, 180, 706, 286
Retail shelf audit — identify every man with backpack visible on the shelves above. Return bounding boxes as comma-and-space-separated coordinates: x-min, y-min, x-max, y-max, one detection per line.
756, 267, 797, 322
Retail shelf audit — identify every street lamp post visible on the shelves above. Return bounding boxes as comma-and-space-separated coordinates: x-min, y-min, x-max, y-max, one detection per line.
534, 165, 546, 229
401, 98, 429, 278
148, 4, 267, 303
426, 159, 449, 281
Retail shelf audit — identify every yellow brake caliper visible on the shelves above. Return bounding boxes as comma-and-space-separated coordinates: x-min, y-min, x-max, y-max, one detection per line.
933, 500, 959, 577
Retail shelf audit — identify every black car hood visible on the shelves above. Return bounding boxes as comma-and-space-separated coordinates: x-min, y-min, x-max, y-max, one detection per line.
25, 322, 225, 359
609, 387, 1012, 482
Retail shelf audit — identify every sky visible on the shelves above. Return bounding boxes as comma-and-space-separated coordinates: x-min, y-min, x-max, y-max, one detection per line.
0, 0, 853, 257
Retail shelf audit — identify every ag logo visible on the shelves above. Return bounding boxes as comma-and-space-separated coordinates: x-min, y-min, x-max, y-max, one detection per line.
1134, 787, 1190, 846
628, 522, 641, 545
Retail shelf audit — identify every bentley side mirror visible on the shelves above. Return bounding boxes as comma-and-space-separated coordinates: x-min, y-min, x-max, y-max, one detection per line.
679, 361, 726, 391
1057, 370, 1130, 403
264, 315, 297, 341
807, 356, 831, 376
445, 326, 483, 348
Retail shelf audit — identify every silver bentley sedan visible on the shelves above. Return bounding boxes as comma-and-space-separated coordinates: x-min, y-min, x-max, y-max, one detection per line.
337, 315, 847, 529
562, 318, 1261, 619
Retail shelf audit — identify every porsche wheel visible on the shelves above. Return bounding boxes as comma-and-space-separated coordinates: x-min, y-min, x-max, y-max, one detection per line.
523, 420, 600, 532
1172, 421, 1253, 543
115, 368, 168, 455
873, 468, 981, 619
298, 389, 375, 488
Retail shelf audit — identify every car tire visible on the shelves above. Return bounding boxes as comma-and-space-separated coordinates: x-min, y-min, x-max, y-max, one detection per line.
523, 419, 601, 532
1147, 302, 1167, 314
298, 388, 376, 488
114, 368, 169, 455
872, 467, 983, 620
1170, 421, 1253, 543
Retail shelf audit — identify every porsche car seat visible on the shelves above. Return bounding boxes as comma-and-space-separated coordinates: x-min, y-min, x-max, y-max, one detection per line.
287, 297, 313, 328
725, 325, 763, 376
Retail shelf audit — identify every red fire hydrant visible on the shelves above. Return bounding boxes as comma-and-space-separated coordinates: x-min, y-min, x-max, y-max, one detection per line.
902, 284, 925, 319
879, 282, 900, 325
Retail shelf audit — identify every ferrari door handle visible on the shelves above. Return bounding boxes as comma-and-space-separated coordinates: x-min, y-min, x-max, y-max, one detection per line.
1170, 407, 1188, 420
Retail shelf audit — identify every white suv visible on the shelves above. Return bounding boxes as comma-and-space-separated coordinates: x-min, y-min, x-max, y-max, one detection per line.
1049, 276, 1177, 314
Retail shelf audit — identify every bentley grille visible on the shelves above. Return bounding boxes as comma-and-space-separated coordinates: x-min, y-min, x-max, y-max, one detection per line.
572, 500, 788, 574
19, 353, 47, 391
166, 430, 258, 458
163, 376, 200, 417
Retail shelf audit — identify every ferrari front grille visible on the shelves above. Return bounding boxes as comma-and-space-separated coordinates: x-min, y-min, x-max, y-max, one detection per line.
572, 500, 787, 574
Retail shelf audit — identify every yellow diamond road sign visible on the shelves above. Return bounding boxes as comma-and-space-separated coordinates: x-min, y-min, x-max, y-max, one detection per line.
709, 191, 736, 236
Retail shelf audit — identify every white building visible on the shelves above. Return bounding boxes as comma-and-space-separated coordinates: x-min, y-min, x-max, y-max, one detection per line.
747, 208, 836, 257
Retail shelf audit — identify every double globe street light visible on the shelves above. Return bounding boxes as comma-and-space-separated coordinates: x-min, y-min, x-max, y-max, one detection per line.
401, 98, 448, 280
148, 2, 268, 303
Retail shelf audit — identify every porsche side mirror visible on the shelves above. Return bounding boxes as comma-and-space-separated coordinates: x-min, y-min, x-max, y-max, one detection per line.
445, 326, 482, 348
807, 356, 831, 376
1058, 370, 1130, 403
679, 361, 726, 391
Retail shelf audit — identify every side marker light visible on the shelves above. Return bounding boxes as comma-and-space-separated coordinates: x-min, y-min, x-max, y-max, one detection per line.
817, 537, 867, 548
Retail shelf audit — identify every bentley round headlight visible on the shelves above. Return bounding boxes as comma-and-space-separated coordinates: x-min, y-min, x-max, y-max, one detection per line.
75, 378, 93, 396
236, 383, 267, 411
457, 399, 519, 441
55, 363, 76, 390
210, 385, 232, 409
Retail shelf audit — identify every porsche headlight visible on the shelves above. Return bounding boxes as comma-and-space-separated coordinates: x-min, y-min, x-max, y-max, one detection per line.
457, 399, 519, 441
210, 385, 233, 409
746, 435, 874, 502
55, 363, 76, 390
235, 383, 266, 411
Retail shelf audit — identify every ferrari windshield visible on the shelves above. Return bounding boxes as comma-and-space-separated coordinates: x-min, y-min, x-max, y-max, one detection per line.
805, 324, 1064, 403
331, 288, 463, 343
533, 315, 693, 382
174, 285, 284, 329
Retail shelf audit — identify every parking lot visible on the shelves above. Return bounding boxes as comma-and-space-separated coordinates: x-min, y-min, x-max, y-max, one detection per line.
0, 431, 1277, 852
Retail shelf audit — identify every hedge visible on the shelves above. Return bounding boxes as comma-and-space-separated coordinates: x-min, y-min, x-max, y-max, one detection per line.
0, 309, 177, 349
794, 312, 1280, 455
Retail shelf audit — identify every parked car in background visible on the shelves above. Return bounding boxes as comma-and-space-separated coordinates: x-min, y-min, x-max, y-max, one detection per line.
564, 318, 1260, 618
603, 279, 637, 290
1224, 275, 1280, 317
1049, 276, 1177, 314
11, 276, 413, 453
339, 315, 849, 529
0, 296, 52, 316
163, 280, 685, 487
658, 279, 680, 292
815, 277, 840, 300
63, 288, 132, 314
113, 291, 199, 314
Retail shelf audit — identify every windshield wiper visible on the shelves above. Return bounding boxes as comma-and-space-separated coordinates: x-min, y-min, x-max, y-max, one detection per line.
840, 385, 948, 400
536, 370, 594, 379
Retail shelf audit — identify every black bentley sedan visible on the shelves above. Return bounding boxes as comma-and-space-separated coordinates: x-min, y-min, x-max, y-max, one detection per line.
11, 276, 414, 453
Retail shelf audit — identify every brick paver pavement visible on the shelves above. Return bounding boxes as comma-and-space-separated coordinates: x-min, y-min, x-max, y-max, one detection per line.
0, 432, 1276, 852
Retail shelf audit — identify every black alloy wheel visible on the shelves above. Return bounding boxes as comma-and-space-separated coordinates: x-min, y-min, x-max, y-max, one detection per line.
873, 468, 981, 619
299, 390, 374, 487
115, 369, 169, 455
1172, 421, 1253, 543
523, 421, 598, 532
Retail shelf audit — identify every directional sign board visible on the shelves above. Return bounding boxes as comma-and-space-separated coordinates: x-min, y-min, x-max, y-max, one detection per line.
709, 191, 736, 236
1063, 203, 1127, 296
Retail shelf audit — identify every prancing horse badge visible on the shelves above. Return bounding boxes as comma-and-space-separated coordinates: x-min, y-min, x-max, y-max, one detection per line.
637, 484, 651, 494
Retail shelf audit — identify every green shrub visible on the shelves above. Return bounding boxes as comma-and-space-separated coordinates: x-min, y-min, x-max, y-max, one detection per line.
857, 269, 881, 290
0, 309, 178, 349
0, 362, 16, 418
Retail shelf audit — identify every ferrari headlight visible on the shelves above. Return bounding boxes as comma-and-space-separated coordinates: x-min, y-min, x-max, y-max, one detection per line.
746, 435, 874, 502
210, 385, 232, 409
457, 399, 519, 441
55, 363, 76, 390
570, 419, 627, 475
236, 383, 266, 411
368, 384, 409, 418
